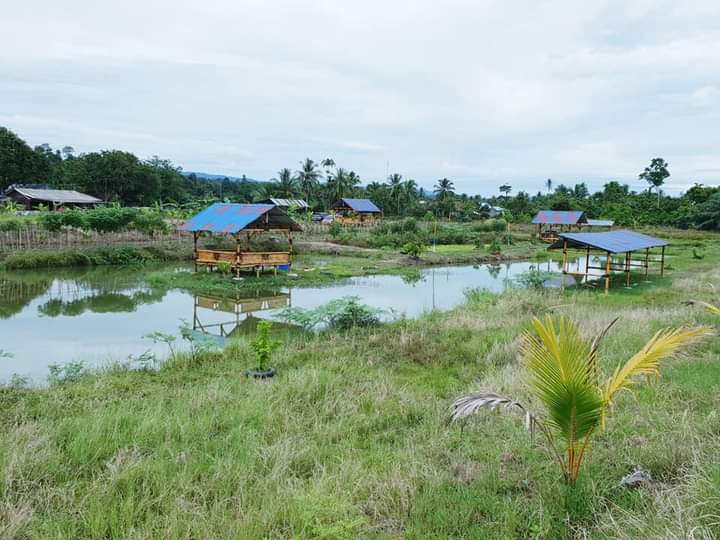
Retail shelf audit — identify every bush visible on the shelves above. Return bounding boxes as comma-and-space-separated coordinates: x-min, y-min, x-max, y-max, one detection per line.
328, 222, 342, 239
401, 241, 426, 259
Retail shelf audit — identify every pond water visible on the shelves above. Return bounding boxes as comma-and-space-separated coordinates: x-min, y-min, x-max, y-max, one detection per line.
0, 258, 590, 383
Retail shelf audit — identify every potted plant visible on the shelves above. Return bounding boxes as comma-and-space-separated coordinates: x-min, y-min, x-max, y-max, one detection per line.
245, 320, 278, 379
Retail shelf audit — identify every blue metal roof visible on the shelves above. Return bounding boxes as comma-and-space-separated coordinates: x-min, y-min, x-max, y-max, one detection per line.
341, 198, 381, 213
181, 203, 275, 233
550, 230, 668, 253
532, 210, 585, 225
586, 219, 615, 227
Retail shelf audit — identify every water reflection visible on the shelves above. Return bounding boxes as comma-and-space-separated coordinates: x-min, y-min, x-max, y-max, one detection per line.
192, 291, 292, 339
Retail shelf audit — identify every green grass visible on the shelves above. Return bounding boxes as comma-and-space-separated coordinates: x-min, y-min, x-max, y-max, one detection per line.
1, 231, 720, 538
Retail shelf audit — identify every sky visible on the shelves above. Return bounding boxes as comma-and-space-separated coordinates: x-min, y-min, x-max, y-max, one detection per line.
2, 0, 719, 196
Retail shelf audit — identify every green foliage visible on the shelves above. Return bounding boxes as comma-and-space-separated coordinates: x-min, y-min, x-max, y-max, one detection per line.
179, 320, 218, 362
278, 296, 384, 331
488, 238, 502, 253
216, 261, 232, 276
328, 221, 342, 238
512, 268, 557, 289
401, 241, 426, 259
0, 245, 191, 270
252, 320, 278, 370
38, 207, 169, 234
47, 361, 88, 385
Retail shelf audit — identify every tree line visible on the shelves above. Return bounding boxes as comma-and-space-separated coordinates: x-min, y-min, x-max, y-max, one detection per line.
1, 126, 718, 228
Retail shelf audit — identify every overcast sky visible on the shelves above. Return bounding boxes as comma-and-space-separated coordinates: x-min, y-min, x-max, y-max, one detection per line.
2, 1, 719, 196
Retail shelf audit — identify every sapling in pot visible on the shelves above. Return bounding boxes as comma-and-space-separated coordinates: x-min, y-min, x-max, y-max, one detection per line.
246, 320, 278, 379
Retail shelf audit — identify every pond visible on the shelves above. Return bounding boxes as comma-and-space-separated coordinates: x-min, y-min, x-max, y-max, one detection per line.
0, 257, 589, 383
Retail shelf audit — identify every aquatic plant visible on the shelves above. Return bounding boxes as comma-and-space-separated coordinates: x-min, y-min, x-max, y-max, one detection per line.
451, 315, 709, 485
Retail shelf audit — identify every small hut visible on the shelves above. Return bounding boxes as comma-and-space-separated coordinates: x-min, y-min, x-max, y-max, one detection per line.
182, 203, 302, 277
531, 210, 586, 242
548, 230, 667, 293
259, 198, 310, 210
331, 198, 381, 225
584, 219, 615, 230
3, 184, 102, 210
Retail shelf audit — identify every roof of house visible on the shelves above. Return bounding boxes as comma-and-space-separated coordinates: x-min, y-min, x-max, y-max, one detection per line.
181, 203, 302, 233
586, 219, 615, 227
6, 186, 101, 205
549, 230, 668, 253
261, 198, 310, 209
337, 198, 381, 213
531, 210, 586, 225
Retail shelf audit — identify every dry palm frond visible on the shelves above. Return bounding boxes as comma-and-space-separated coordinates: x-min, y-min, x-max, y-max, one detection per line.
589, 317, 619, 381
603, 326, 711, 405
450, 392, 535, 434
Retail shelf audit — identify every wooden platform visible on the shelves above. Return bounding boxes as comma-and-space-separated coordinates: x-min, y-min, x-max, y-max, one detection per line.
195, 249, 291, 275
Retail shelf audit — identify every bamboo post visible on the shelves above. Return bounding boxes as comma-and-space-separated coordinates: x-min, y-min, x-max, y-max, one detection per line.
604, 251, 612, 293
660, 246, 666, 276
193, 232, 198, 272
235, 234, 242, 278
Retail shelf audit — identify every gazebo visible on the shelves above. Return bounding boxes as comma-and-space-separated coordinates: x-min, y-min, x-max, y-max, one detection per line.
532, 210, 587, 242
331, 198, 381, 225
182, 203, 302, 277
548, 230, 668, 293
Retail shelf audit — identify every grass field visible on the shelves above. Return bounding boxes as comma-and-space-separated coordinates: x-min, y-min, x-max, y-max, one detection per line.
1, 234, 719, 538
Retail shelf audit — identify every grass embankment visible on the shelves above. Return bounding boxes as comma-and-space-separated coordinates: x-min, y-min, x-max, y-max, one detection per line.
1, 236, 720, 538
0, 244, 193, 270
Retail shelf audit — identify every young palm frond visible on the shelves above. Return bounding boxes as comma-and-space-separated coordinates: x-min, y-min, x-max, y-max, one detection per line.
602, 326, 710, 406
685, 299, 720, 316
451, 315, 710, 485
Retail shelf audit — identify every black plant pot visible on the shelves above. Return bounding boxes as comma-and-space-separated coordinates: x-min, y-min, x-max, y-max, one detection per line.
244, 367, 276, 379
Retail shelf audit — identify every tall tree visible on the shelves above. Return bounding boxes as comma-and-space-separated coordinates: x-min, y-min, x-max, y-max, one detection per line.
273, 168, 296, 198
434, 177, 455, 201
0, 127, 50, 189
546, 178, 553, 193
295, 158, 321, 204
499, 184, 512, 197
387, 173, 404, 215
639, 158, 670, 208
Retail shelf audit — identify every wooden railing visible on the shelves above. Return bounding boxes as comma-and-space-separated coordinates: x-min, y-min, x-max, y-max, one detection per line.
194, 249, 291, 272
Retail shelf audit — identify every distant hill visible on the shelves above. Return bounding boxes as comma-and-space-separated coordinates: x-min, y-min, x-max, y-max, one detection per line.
182, 171, 265, 183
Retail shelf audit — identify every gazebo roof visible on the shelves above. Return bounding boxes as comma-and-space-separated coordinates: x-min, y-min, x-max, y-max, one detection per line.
181, 203, 302, 233
549, 230, 668, 254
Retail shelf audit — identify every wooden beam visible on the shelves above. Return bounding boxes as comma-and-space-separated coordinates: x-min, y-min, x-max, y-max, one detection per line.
604, 252, 612, 293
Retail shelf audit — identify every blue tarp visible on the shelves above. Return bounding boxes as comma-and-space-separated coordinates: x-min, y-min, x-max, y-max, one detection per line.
532, 210, 585, 225
586, 219, 615, 227
550, 230, 668, 253
181, 203, 275, 233
341, 198, 381, 213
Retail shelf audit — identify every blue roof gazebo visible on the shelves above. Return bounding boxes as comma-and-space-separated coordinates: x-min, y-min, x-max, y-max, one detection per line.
548, 230, 668, 292
182, 203, 302, 277
532, 210, 587, 242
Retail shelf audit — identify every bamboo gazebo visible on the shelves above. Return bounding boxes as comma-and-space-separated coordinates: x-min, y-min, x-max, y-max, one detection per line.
548, 230, 668, 293
181, 203, 302, 277
532, 210, 587, 243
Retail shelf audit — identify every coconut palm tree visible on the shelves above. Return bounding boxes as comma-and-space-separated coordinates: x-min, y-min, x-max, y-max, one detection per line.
546, 178, 553, 193
499, 184, 512, 197
386, 173, 404, 215
296, 158, 321, 203
451, 315, 709, 485
273, 168, 297, 198
433, 178, 455, 202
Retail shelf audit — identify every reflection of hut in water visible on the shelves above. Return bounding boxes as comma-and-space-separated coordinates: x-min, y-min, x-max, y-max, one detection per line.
192, 291, 292, 339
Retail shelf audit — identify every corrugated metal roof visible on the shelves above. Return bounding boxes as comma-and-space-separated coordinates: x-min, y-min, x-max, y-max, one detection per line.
586, 219, 615, 227
531, 210, 585, 225
340, 198, 381, 213
181, 203, 302, 233
9, 186, 101, 204
262, 198, 309, 209
549, 230, 668, 253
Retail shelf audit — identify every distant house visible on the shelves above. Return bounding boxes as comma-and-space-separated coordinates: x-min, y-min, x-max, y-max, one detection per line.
478, 203, 505, 218
331, 198, 382, 225
531, 210, 587, 242
585, 219, 615, 229
260, 198, 310, 210
3, 184, 102, 210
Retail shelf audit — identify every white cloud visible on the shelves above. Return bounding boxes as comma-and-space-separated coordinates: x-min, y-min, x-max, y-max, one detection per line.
1, 0, 719, 195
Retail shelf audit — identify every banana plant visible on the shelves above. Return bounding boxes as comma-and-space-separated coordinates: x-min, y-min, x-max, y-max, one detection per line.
451, 316, 709, 485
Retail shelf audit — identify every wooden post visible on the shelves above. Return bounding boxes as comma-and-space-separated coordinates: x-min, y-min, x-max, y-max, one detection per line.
604, 251, 612, 294
644, 248, 650, 280
193, 232, 198, 272
235, 234, 241, 278
625, 251, 632, 288
584, 246, 590, 284
660, 245, 666, 276
562, 239, 568, 274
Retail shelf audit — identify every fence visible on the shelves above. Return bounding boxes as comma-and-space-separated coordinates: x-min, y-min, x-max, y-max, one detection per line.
0, 224, 191, 253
